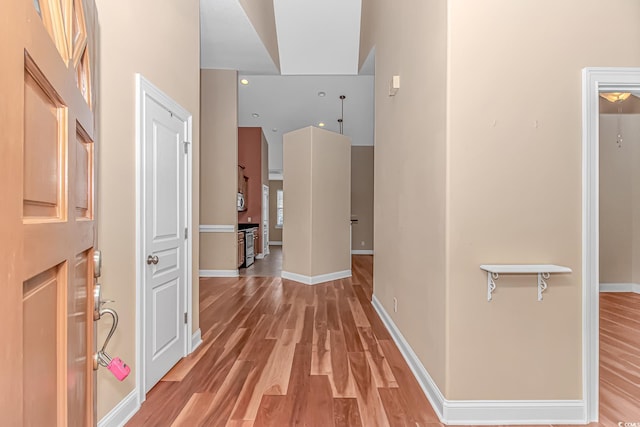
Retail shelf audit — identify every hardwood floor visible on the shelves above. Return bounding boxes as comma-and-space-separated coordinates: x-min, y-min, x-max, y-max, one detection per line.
599, 292, 640, 425
127, 255, 440, 426
126, 260, 640, 426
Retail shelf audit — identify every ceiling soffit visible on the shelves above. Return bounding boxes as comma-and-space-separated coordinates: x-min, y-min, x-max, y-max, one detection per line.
200, 0, 279, 74
238, 0, 281, 71
273, 0, 363, 75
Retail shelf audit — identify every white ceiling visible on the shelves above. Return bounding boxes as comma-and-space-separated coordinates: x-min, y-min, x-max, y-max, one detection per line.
238, 75, 374, 175
200, 0, 374, 176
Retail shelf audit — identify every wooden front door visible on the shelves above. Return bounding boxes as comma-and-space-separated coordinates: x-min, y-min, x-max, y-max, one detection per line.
1, 0, 98, 425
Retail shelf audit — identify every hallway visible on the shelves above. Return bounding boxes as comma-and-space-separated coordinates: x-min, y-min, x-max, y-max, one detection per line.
127, 255, 438, 426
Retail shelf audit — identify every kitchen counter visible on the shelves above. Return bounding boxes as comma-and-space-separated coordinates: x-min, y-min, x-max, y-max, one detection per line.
238, 223, 259, 230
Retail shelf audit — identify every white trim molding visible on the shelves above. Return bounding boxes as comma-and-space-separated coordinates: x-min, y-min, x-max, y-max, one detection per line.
199, 269, 240, 278
191, 328, 203, 352
97, 390, 139, 427
199, 224, 235, 233
351, 249, 374, 255
269, 241, 282, 246
582, 67, 640, 422
372, 295, 586, 425
281, 270, 351, 285
600, 282, 640, 294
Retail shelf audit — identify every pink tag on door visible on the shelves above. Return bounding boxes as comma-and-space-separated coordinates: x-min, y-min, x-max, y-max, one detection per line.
107, 357, 131, 381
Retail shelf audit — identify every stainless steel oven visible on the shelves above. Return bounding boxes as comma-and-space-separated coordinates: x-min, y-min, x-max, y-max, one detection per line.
244, 228, 255, 267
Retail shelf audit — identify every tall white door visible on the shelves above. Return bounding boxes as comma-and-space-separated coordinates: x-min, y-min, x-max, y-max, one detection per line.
143, 92, 188, 393
263, 185, 270, 255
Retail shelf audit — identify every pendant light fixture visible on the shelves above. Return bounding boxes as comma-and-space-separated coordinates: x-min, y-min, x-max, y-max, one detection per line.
338, 95, 346, 135
600, 92, 631, 103
615, 105, 624, 149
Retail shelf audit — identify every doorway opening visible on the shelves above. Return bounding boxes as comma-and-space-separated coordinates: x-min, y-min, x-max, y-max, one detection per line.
582, 67, 640, 422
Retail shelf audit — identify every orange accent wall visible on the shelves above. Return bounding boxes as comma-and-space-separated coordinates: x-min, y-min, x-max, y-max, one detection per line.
238, 127, 264, 253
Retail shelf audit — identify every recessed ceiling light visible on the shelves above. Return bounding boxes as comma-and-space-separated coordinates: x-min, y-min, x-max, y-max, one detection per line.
240, 79, 249, 85
272, 128, 278, 132
251, 113, 260, 118
317, 91, 326, 97
318, 122, 325, 127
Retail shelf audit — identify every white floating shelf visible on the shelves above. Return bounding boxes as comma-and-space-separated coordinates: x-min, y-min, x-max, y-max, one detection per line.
479, 264, 572, 302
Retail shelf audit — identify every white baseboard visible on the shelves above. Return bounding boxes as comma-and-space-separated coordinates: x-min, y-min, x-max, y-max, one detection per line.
371, 295, 586, 425
351, 249, 374, 255
199, 269, 239, 278
281, 269, 352, 285
371, 295, 446, 418
600, 282, 640, 294
269, 241, 282, 246
98, 389, 139, 427
191, 328, 202, 353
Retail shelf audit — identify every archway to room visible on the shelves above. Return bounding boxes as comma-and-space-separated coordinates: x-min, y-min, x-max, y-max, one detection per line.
597, 89, 640, 423
583, 68, 640, 423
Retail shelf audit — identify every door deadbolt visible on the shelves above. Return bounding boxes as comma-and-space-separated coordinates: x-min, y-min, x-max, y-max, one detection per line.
147, 255, 159, 265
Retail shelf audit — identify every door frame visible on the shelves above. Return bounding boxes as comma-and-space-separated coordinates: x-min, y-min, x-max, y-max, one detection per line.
582, 67, 640, 422
134, 74, 194, 405
262, 184, 269, 256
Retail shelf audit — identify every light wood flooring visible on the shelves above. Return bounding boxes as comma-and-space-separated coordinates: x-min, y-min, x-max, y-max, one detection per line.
599, 292, 640, 425
127, 259, 640, 426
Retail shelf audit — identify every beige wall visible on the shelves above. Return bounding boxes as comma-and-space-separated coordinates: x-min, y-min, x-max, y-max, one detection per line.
311, 129, 352, 276
351, 146, 374, 251
282, 128, 312, 275
95, 0, 200, 418
364, 0, 640, 401
600, 114, 640, 283
446, 0, 640, 400
283, 127, 351, 277
200, 70, 238, 271
269, 180, 283, 242
363, 0, 448, 392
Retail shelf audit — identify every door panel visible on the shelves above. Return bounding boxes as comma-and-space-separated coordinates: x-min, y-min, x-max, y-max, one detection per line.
2, 0, 99, 425
143, 92, 187, 393
23, 67, 66, 219
152, 279, 181, 353
75, 125, 94, 219
23, 264, 63, 427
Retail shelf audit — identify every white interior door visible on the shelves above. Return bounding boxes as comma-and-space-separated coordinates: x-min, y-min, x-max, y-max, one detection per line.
143, 91, 187, 393
263, 185, 269, 255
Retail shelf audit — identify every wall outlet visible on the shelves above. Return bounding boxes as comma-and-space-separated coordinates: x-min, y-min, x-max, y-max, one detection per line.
393, 297, 398, 313
360, 241, 365, 247
248, 216, 252, 222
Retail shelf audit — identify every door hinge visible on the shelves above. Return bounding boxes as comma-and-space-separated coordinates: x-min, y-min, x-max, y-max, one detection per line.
184, 312, 188, 324
184, 227, 188, 239
183, 141, 190, 154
